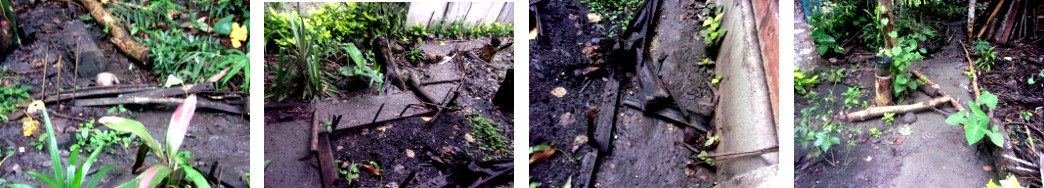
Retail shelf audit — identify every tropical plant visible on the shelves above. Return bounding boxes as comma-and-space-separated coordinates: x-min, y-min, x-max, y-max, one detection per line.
581, 0, 643, 39
98, 95, 210, 188
946, 92, 1004, 147
14, 101, 116, 188
812, 28, 842, 55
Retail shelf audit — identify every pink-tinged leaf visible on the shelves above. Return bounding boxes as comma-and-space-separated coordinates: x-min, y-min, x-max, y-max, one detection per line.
166, 95, 197, 157
136, 165, 171, 188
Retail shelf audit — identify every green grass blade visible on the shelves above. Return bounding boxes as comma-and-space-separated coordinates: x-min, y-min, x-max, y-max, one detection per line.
181, 164, 212, 188
25, 170, 57, 187
40, 109, 65, 187
66, 145, 79, 187
86, 164, 116, 188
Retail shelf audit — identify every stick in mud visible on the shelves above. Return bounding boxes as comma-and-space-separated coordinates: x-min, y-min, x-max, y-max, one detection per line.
72, 97, 243, 114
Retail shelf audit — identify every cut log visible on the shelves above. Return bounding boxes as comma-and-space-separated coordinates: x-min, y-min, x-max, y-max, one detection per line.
72, 97, 243, 114
78, 0, 150, 62
835, 96, 953, 122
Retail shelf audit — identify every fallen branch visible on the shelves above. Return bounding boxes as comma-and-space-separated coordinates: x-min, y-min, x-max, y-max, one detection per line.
72, 97, 243, 114
835, 97, 954, 122
959, 40, 980, 99
310, 109, 320, 152
680, 142, 779, 160
909, 69, 964, 112
78, 0, 150, 62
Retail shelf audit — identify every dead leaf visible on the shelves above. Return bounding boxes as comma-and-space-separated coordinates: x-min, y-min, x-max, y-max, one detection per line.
894, 136, 906, 145
864, 156, 873, 162
21, 117, 38, 137
551, 87, 567, 98
587, 13, 601, 23
983, 165, 993, 171
406, 149, 415, 158
360, 164, 382, 176
529, 145, 557, 165
376, 126, 387, 132
421, 116, 432, 122
464, 133, 475, 143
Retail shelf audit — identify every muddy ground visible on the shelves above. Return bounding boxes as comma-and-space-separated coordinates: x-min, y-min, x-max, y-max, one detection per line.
529, 0, 715, 187
0, 0, 249, 187
264, 38, 514, 187
794, 21, 995, 187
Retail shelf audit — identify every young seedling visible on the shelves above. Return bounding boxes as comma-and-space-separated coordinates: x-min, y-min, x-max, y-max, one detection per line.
945, 92, 1004, 146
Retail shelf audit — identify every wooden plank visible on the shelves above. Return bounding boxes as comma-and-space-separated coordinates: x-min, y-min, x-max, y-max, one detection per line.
119, 83, 214, 98
996, 0, 1022, 43
317, 132, 338, 188
592, 78, 620, 152
72, 97, 243, 114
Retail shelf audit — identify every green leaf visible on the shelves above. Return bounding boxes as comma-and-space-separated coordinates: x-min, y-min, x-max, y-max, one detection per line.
945, 110, 967, 125
345, 43, 366, 67
888, 31, 898, 38
881, 18, 889, 26
979, 92, 999, 110
98, 117, 165, 160
182, 163, 212, 188
987, 126, 1004, 147
214, 16, 234, 35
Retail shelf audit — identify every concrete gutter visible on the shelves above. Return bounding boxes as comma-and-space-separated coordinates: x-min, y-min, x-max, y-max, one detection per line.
712, 0, 779, 186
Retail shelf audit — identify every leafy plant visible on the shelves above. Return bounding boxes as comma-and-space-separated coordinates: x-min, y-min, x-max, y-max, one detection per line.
870, 127, 883, 137
98, 95, 210, 188
882, 113, 896, 125
142, 28, 250, 91
986, 174, 1024, 188
841, 86, 864, 110
0, 82, 30, 122
975, 46, 996, 71
795, 67, 820, 96
270, 4, 340, 100
812, 28, 842, 55
338, 43, 383, 89
823, 67, 847, 83
945, 92, 1004, 147
700, 10, 728, 45
72, 119, 134, 154
15, 101, 116, 188
406, 47, 425, 63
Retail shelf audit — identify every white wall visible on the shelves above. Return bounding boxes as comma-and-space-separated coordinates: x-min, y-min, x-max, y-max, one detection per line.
406, 2, 514, 27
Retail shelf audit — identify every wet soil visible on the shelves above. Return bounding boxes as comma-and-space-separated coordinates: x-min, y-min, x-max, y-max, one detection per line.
529, 0, 713, 187
0, 0, 249, 186
794, 21, 993, 187
264, 38, 514, 188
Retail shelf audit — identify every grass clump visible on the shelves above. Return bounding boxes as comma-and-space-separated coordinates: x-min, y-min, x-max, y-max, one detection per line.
581, 0, 643, 39
466, 111, 512, 161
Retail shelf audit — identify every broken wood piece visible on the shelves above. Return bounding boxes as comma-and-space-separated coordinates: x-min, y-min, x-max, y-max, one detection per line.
39, 86, 156, 103
622, 97, 709, 132
72, 97, 243, 114
375, 37, 407, 91
119, 83, 214, 98
835, 96, 954, 122
591, 78, 621, 153
311, 109, 320, 152
78, 0, 150, 62
317, 132, 337, 188
908, 69, 964, 112
331, 110, 440, 138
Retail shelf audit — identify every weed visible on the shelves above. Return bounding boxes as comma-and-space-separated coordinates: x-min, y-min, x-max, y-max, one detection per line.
406, 47, 425, 64
700, 8, 728, 45
870, 128, 883, 137
975, 46, 996, 71
897, 124, 912, 136
466, 111, 512, 160
0, 82, 30, 122
882, 113, 896, 125
581, 0, 643, 39
72, 119, 134, 154
142, 28, 249, 91
795, 67, 820, 96
107, 104, 131, 115
841, 86, 864, 110
945, 91, 1004, 146
823, 67, 847, 83
1020, 110, 1033, 122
